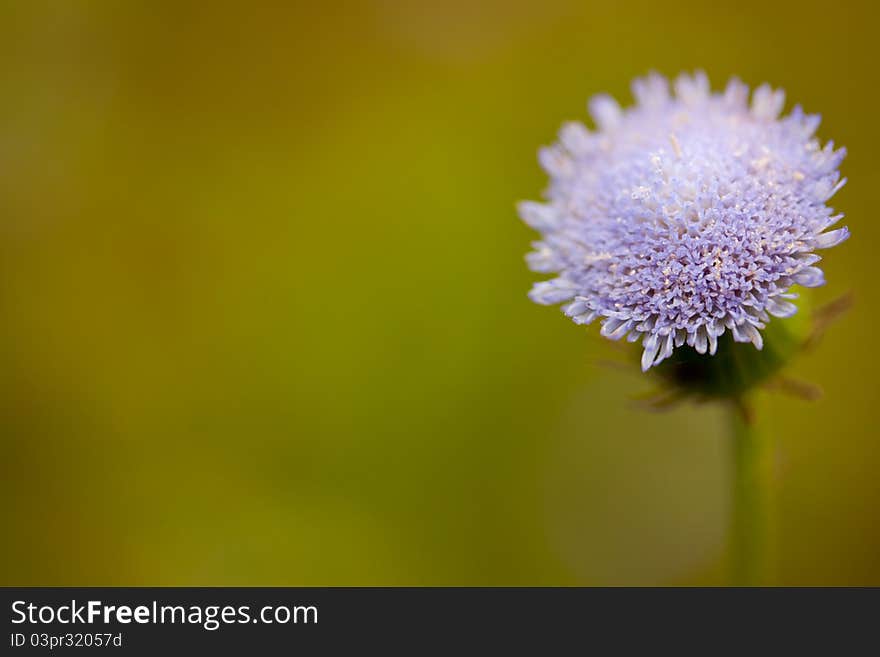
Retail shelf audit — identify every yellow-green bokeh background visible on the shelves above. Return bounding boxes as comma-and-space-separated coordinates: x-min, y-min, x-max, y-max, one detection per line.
1, 1, 877, 585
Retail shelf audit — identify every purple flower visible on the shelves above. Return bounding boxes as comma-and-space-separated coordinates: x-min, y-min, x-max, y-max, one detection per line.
521, 72, 849, 371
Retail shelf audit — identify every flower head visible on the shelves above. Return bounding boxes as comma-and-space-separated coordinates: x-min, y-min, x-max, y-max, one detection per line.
522, 71, 849, 371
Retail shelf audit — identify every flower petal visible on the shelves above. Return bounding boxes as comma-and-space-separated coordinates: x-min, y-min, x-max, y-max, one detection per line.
813, 227, 850, 249
793, 266, 826, 288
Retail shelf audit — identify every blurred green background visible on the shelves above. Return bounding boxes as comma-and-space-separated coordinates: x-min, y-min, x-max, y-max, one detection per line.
1, 0, 877, 585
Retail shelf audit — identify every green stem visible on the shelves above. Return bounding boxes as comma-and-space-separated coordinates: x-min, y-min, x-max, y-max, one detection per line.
729, 399, 776, 586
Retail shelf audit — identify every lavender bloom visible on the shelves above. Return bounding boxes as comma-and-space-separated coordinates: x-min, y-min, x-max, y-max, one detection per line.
522, 72, 849, 371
